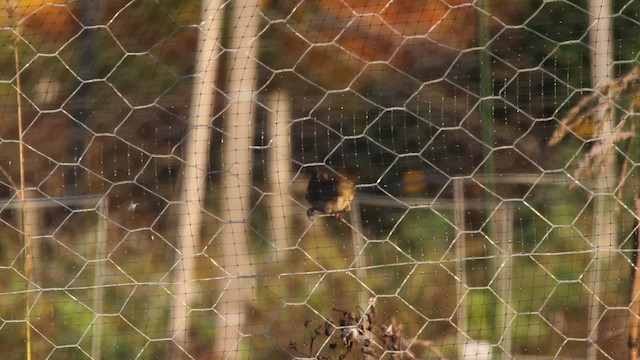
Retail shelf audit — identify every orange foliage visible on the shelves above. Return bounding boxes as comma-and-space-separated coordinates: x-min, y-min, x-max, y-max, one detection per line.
13, 0, 68, 14
336, 15, 402, 62
4, 0, 79, 41
317, 0, 477, 62
401, 169, 427, 194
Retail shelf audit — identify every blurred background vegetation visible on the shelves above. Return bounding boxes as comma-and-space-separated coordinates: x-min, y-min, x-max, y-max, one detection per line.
0, 0, 639, 359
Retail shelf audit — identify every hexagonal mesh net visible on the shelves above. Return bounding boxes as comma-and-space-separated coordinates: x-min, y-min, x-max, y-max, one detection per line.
0, 0, 639, 359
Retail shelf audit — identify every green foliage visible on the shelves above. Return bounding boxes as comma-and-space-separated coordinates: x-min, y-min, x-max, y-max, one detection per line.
390, 208, 456, 260
466, 289, 495, 340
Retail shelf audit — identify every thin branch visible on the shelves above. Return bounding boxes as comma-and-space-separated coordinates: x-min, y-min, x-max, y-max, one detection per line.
0, 165, 18, 192
6, 1, 34, 359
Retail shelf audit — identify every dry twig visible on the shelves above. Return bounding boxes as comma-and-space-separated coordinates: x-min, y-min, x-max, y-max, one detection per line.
548, 65, 640, 189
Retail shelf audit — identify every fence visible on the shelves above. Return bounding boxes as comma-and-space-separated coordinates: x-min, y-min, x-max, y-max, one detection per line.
0, 0, 639, 359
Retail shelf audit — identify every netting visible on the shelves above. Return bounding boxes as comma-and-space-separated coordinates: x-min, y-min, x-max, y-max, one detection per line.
1, 0, 639, 359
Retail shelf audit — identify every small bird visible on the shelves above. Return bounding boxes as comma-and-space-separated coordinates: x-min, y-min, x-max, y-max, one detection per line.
305, 170, 356, 220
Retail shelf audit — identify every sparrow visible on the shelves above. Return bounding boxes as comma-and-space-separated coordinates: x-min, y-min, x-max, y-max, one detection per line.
305, 170, 356, 220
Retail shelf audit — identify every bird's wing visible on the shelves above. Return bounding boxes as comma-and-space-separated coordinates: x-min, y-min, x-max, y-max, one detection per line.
305, 175, 338, 203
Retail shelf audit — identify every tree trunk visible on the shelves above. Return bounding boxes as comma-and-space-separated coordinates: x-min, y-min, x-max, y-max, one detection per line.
170, 0, 224, 356
215, 0, 260, 357
267, 90, 294, 252
586, 1, 615, 359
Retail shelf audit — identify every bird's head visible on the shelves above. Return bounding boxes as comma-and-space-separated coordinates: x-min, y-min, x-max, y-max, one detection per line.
315, 171, 330, 181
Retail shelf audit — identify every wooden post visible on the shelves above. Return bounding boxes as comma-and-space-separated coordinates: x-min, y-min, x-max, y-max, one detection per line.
586, 1, 614, 358
453, 178, 468, 355
216, 0, 261, 357
628, 197, 640, 360
267, 90, 294, 251
91, 199, 109, 360
494, 201, 514, 358
170, 0, 223, 355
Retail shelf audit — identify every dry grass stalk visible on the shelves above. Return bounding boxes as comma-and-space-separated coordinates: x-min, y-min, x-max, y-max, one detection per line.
549, 65, 639, 146
291, 298, 448, 359
3, 1, 34, 359
548, 65, 640, 189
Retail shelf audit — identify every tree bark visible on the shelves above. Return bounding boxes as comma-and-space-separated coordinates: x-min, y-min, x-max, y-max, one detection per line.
170, 0, 224, 355
586, 1, 615, 359
215, 1, 260, 357
267, 90, 294, 252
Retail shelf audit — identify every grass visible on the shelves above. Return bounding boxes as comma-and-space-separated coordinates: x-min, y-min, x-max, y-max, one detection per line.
0, 177, 634, 358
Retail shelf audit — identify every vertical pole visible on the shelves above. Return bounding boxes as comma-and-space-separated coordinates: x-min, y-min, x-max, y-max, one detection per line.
349, 197, 373, 359
9, 1, 33, 356
216, 1, 261, 357
453, 179, 468, 355
477, 1, 503, 351
16, 194, 38, 360
170, 0, 223, 355
628, 197, 640, 360
349, 198, 367, 303
478, 0, 494, 169
494, 202, 514, 358
586, 1, 615, 358
67, 0, 99, 193
91, 199, 109, 360
267, 90, 294, 252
